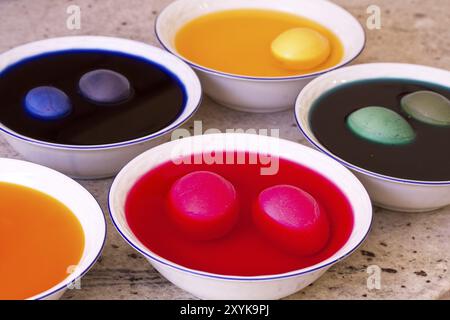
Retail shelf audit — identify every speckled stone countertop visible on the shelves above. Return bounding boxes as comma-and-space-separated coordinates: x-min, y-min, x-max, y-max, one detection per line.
0, 0, 449, 300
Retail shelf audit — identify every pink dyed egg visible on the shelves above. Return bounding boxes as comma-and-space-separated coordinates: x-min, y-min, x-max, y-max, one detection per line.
167, 171, 239, 240
253, 185, 330, 256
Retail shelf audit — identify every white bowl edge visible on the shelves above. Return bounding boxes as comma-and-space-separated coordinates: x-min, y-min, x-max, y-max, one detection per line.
0, 158, 107, 300
108, 133, 373, 284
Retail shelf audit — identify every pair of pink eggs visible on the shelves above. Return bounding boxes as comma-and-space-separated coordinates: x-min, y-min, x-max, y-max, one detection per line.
167, 171, 330, 256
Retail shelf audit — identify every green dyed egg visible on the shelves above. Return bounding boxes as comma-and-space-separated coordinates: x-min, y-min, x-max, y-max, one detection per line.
401, 91, 450, 126
347, 106, 415, 145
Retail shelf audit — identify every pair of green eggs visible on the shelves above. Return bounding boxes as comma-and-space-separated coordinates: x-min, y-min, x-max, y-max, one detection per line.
347, 91, 450, 145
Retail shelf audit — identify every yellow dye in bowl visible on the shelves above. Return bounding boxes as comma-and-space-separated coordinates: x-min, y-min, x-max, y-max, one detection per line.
175, 9, 344, 77
0, 182, 85, 300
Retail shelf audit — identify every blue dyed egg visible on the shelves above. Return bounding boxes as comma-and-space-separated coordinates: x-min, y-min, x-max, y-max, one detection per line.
24, 86, 72, 120
347, 106, 416, 145
79, 69, 131, 104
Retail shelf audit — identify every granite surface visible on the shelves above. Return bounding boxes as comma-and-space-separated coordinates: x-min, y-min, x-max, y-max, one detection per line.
0, 0, 449, 300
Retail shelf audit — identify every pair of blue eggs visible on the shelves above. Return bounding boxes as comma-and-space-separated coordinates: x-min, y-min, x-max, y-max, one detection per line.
24, 69, 131, 120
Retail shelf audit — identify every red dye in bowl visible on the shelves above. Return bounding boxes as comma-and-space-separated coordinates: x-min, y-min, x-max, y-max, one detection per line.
125, 152, 353, 276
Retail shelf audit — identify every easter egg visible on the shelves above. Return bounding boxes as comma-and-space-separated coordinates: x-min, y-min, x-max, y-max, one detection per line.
347, 106, 416, 145
167, 171, 239, 241
24, 86, 71, 120
271, 27, 331, 71
252, 185, 330, 256
401, 90, 450, 126
79, 69, 131, 104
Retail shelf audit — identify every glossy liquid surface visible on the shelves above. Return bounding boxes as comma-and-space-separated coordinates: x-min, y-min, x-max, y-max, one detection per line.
0, 50, 185, 145
126, 153, 353, 276
175, 9, 344, 77
0, 182, 85, 299
309, 79, 450, 181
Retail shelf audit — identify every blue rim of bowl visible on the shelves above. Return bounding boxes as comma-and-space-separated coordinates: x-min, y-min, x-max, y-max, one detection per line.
154, 1, 367, 82
0, 158, 109, 300
107, 152, 373, 282
0, 47, 202, 151
295, 107, 450, 187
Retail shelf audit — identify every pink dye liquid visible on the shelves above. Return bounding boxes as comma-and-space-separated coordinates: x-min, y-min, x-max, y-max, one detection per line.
125, 152, 354, 276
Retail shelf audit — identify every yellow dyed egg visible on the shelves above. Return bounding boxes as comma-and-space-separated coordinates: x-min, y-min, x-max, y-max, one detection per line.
271, 27, 331, 71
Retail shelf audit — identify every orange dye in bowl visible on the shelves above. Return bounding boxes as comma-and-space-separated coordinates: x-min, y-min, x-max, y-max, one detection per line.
175, 9, 344, 77
0, 182, 85, 300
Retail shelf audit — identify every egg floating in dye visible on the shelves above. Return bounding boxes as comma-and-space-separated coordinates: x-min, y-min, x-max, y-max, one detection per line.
346, 106, 416, 145
252, 185, 330, 256
24, 86, 72, 120
167, 171, 239, 241
401, 91, 450, 126
79, 69, 131, 105
271, 27, 331, 71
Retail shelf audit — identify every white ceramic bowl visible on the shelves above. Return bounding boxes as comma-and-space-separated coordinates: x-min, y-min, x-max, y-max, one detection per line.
109, 133, 372, 300
295, 63, 450, 213
156, 0, 365, 113
0, 36, 202, 179
0, 158, 106, 300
